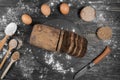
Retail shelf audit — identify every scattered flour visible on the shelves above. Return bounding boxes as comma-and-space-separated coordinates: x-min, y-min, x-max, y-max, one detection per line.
0, 0, 39, 28
0, 0, 39, 79
0, 48, 7, 59
44, 53, 66, 73
18, 49, 35, 80
44, 52, 75, 74
0, 0, 119, 80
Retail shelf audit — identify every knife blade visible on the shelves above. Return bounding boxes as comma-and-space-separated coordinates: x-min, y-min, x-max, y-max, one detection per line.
73, 46, 111, 80
74, 62, 95, 79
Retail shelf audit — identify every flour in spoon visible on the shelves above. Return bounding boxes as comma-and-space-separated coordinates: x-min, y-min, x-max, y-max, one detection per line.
5, 23, 17, 36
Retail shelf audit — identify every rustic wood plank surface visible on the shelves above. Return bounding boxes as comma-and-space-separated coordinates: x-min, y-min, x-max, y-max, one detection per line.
0, 0, 120, 80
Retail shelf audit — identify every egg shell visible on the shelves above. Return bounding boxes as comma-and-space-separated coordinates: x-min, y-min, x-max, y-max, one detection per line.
60, 3, 70, 15
41, 4, 51, 17
21, 14, 32, 25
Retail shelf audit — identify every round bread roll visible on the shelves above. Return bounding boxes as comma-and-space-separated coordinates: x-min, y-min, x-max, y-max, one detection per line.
80, 6, 96, 22
97, 26, 112, 40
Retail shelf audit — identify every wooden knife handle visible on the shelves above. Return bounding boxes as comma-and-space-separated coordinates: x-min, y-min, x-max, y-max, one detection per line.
93, 46, 111, 64
0, 35, 9, 51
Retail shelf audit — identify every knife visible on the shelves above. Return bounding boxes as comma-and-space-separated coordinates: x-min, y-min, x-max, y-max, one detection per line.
73, 46, 111, 80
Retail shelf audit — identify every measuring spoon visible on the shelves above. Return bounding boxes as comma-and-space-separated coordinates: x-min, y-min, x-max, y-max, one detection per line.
0, 39, 18, 69
1, 51, 20, 79
0, 22, 17, 51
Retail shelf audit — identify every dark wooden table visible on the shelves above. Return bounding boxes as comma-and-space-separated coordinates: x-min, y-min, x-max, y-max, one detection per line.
0, 0, 120, 80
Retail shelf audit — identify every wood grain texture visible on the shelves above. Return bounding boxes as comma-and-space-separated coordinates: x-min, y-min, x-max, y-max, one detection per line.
0, 0, 120, 80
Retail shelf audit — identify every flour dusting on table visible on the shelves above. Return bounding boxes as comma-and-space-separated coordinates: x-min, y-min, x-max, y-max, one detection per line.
0, 0, 119, 80
0, 0, 39, 27
44, 52, 75, 74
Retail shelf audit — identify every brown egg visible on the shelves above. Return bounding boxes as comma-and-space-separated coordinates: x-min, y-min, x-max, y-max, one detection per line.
41, 4, 51, 17
80, 6, 96, 22
21, 14, 32, 25
60, 3, 70, 15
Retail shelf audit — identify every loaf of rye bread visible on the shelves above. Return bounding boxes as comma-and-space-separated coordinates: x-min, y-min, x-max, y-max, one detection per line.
30, 24, 88, 57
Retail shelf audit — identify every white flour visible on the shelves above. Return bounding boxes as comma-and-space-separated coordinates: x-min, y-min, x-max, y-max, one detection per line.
18, 52, 35, 79
5, 22, 17, 35
44, 53, 67, 73
44, 52, 74, 74
0, 0, 39, 28
0, 0, 39, 79
0, 0, 119, 80
0, 48, 7, 59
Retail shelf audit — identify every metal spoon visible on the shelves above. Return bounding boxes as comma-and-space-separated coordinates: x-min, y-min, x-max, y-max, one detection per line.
1, 51, 20, 79
0, 22, 17, 51
0, 39, 18, 69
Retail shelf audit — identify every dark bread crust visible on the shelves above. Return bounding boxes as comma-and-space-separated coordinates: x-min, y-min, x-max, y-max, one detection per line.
59, 30, 88, 57
30, 24, 88, 58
